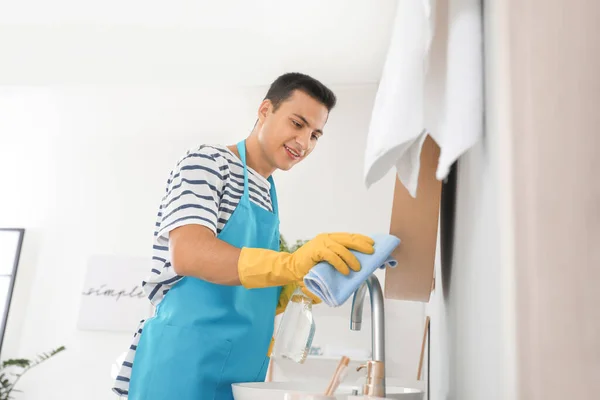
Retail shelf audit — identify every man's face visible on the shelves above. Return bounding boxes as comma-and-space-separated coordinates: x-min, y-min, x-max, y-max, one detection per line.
256, 90, 329, 171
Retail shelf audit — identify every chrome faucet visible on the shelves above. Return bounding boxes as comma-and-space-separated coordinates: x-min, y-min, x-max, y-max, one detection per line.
350, 274, 386, 396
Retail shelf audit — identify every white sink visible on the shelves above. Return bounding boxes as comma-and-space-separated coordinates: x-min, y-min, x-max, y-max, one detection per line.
232, 382, 424, 400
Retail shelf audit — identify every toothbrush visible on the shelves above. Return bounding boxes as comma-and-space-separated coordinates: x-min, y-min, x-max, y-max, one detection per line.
324, 356, 350, 396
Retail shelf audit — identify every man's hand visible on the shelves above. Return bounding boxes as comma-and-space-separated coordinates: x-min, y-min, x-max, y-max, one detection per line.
238, 233, 375, 288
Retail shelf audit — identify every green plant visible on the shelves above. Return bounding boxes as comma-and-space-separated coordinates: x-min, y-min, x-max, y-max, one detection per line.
0, 346, 65, 399
279, 235, 308, 253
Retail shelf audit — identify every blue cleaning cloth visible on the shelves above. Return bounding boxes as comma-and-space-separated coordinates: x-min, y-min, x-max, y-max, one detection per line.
303, 234, 401, 307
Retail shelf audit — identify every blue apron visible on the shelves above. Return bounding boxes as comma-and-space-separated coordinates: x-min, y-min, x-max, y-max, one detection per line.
128, 140, 281, 400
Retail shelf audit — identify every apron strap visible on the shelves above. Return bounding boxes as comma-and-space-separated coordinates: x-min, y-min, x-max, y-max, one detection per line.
268, 176, 279, 216
236, 140, 250, 201
236, 139, 279, 217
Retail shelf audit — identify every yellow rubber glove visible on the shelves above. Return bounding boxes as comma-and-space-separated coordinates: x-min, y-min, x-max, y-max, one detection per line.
238, 233, 375, 289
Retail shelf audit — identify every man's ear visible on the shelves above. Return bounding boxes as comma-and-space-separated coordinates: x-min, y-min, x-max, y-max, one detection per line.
257, 99, 272, 124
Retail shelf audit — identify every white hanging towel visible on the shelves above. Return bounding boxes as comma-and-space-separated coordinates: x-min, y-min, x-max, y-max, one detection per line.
364, 0, 483, 198
363, 0, 434, 197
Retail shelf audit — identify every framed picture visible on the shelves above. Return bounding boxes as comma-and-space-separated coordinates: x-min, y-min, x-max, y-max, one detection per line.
77, 254, 153, 333
0, 228, 24, 356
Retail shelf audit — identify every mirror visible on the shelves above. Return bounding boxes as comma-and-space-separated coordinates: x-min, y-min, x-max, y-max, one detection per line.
0, 228, 24, 356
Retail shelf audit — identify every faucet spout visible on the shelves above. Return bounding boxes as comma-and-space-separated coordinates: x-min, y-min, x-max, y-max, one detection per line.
350, 274, 385, 363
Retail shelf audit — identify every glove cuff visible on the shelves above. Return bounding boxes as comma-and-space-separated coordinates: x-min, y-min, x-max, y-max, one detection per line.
238, 247, 296, 288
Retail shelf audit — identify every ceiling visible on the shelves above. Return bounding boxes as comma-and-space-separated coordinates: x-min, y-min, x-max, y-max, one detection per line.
0, 0, 398, 86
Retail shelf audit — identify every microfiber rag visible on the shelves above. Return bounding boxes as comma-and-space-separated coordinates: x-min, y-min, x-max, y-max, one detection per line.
303, 234, 401, 307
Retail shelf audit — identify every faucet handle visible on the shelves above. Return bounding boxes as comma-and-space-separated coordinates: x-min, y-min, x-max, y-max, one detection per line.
356, 360, 385, 376
356, 360, 385, 397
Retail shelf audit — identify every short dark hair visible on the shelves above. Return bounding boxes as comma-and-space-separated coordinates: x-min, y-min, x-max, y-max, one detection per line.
264, 72, 337, 112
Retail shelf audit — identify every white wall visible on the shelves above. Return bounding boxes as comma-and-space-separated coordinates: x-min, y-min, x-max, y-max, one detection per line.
0, 0, 397, 86
426, 141, 507, 400
426, 0, 515, 399
0, 84, 424, 399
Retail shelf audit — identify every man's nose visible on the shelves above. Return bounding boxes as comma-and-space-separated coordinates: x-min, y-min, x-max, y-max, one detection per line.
295, 130, 311, 151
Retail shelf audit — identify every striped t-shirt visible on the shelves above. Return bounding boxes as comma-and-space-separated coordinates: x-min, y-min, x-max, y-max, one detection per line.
143, 143, 273, 305
112, 144, 273, 397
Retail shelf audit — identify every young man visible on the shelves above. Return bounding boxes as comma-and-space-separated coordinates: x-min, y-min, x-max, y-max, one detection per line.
113, 73, 375, 400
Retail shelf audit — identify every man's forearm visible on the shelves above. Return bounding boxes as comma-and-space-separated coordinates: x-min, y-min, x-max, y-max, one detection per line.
169, 224, 243, 285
